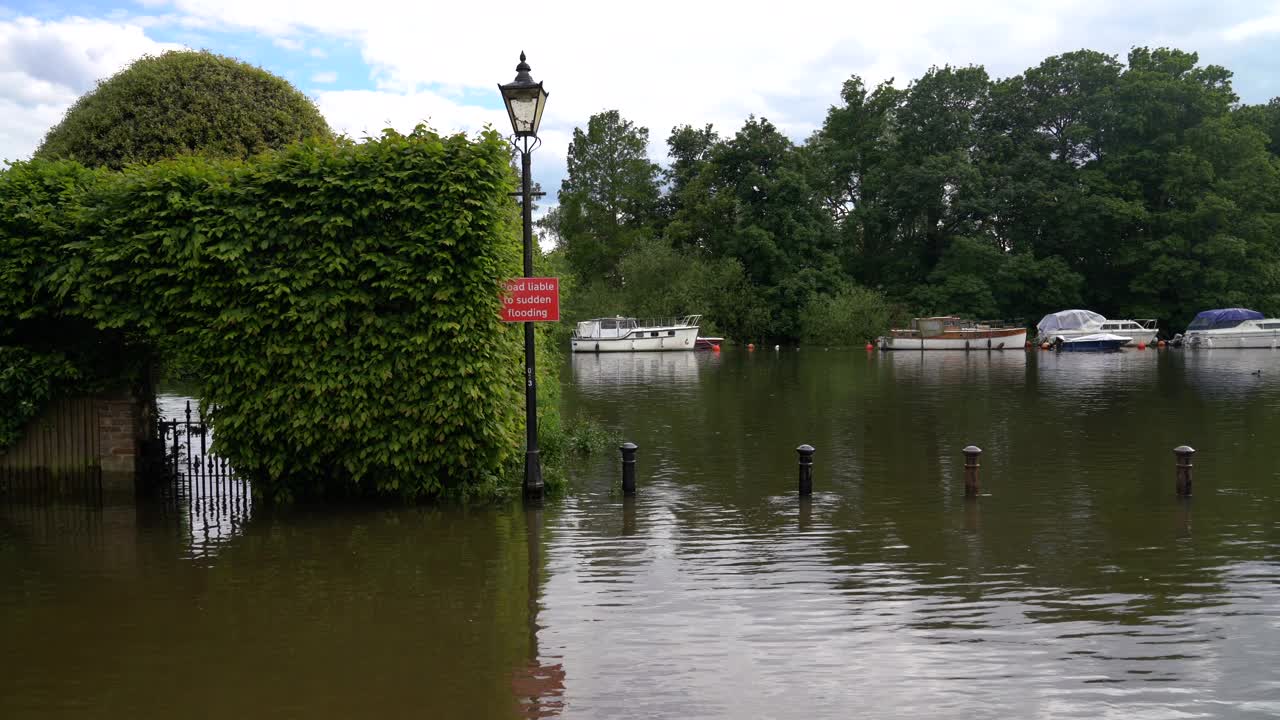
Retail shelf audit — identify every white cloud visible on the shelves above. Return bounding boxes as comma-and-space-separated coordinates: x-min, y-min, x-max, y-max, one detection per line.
3, 1, 1278, 171
150, 0, 1280, 157
311, 70, 337, 84
0, 17, 182, 161
1223, 8, 1280, 42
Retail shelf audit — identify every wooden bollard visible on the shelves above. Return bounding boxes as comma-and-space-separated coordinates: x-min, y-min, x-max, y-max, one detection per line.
620, 442, 638, 496
963, 445, 982, 496
797, 444, 815, 495
1175, 445, 1195, 496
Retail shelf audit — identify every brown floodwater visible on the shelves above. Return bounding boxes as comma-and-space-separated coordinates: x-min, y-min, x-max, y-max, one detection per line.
2, 348, 1278, 718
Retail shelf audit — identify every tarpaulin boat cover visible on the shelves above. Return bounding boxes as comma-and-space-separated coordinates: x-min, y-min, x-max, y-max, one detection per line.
1186, 308, 1264, 331
1036, 309, 1105, 335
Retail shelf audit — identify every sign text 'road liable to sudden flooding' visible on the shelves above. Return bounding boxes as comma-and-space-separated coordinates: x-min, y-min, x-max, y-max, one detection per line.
501, 278, 560, 322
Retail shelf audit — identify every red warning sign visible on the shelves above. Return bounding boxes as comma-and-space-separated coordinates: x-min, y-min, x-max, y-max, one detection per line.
500, 277, 560, 322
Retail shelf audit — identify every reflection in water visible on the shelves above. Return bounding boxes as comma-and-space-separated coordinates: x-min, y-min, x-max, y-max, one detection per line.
570, 350, 708, 388
1180, 348, 1279, 401
511, 505, 565, 718
879, 346, 1028, 385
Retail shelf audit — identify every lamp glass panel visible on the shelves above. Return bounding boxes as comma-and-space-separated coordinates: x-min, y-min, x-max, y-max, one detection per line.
508, 96, 538, 134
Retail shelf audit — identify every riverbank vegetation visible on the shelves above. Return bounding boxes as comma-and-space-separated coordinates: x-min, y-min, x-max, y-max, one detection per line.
544, 48, 1280, 343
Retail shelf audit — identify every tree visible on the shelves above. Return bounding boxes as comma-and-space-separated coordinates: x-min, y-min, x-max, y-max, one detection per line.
661, 123, 719, 224
807, 76, 902, 284
553, 110, 661, 284
35, 50, 331, 169
666, 116, 839, 337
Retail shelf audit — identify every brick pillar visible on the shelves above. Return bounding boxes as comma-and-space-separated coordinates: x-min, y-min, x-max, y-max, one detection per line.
97, 390, 143, 494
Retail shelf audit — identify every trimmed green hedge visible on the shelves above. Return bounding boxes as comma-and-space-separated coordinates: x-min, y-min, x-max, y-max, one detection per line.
2, 127, 528, 500
35, 50, 331, 170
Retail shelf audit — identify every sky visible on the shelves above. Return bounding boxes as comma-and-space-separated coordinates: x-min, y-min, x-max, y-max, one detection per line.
3, 0, 1280, 201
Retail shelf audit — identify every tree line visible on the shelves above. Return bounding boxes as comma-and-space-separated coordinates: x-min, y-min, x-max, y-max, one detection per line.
542, 47, 1280, 343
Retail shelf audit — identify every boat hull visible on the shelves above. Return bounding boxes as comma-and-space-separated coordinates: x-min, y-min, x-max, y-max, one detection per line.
879, 329, 1027, 351
1043, 328, 1157, 346
1186, 330, 1280, 349
571, 326, 700, 352
1060, 339, 1127, 352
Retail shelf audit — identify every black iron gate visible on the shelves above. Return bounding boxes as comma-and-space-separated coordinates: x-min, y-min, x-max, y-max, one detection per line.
155, 401, 252, 530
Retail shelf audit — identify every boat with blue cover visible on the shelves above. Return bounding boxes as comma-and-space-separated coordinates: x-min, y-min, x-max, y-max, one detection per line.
1182, 308, 1280, 349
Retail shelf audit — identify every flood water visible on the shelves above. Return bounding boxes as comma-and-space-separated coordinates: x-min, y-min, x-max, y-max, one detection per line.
2, 348, 1279, 718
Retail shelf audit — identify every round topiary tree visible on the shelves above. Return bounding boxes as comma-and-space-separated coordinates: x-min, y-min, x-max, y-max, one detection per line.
35, 50, 331, 169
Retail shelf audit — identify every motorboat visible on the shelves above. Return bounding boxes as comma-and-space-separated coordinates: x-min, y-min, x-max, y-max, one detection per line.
1182, 308, 1280, 349
878, 317, 1026, 351
1036, 309, 1158, 346
571, 315, 701, 353
1056, 333, 1131, 352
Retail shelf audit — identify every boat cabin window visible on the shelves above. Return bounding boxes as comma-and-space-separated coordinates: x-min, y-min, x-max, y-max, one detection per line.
1101, 323, 1117, 330
668, 330, 676, 336
1260, 322, 1280, 329
601, 319, 617, 330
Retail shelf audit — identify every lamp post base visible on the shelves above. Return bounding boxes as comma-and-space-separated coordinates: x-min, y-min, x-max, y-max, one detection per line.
524, 450, 543, 499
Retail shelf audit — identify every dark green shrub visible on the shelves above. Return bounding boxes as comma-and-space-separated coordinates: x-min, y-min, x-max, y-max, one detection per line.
35, 50, 331, 170
799, 286, 897, 346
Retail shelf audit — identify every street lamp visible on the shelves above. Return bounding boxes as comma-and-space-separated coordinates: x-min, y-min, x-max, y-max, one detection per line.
499, 51, 548, 500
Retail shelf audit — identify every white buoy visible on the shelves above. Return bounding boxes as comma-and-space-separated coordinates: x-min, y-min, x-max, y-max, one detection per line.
774, 344, 780, 351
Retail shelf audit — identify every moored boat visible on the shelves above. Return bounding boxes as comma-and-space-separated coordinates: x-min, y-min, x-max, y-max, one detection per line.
1056, 333, 1130, 352
694, 336, 724, 350
1036, 310, 1158, 346
877, 317, 1026, 351
571, 315, 702, 353
1182, 308, 1280, 349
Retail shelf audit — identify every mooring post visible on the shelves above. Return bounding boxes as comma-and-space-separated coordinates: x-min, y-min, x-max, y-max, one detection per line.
1175, 445, 1195, 496
797, 444, 815, 495
963, 445, 982, 496
620, 442, 638, 496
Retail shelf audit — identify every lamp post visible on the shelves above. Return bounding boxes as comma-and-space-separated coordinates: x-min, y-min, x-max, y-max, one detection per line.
499, 52, 549, 500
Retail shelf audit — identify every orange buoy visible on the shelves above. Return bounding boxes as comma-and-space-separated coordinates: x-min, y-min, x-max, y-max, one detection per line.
747, 343, 755, 351
1158, 340, 1167, 349
865, 342, 874, 352
1137, 342, 1147, 350
712, 344, 721, 353
1040, 342, 1051, 350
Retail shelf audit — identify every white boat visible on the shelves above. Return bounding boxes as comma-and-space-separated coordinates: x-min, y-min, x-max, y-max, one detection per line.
878, 317, 1027, 351
571, 315, 701, 353
1035, 309, 1158, 346
1183, 308, 1280, 349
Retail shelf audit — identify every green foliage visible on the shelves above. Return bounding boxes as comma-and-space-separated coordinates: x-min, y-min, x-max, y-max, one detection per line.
34, 50, 331, 170
0, 347, 79, 451
26, 127, 523, 501
565, 237, 763, 339
798, 286, 898, 347
548, 110, 661, 284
